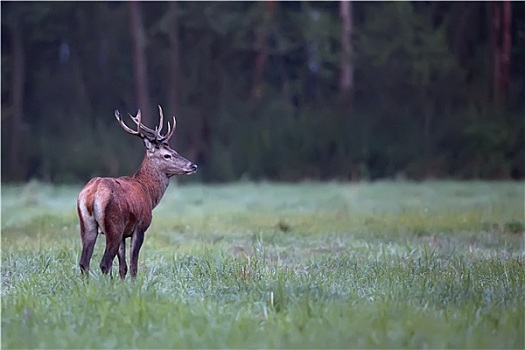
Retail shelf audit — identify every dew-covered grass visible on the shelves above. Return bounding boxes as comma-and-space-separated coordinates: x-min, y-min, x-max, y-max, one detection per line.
1, 180, 524, 349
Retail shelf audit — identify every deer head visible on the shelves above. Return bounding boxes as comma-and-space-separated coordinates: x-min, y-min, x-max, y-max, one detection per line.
115, 105, 197, 177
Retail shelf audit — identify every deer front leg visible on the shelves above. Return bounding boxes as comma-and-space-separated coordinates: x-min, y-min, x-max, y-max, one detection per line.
117, 239, 128, 279
130, 231, 145, 279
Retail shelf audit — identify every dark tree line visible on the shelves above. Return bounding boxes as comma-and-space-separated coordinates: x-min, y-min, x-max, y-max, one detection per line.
1, 1, 524, 183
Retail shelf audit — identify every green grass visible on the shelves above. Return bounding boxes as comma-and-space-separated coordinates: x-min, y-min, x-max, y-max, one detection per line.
2, 180, 524, 349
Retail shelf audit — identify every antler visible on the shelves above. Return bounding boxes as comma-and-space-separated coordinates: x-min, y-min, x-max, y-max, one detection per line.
114, 105, 177, 143
155, 105, 176, 143
115, 109, 145, 136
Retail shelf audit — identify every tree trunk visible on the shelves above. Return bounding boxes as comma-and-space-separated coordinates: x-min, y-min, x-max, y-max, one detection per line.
423, 99, 434, 177
166, 1, 202, 162
491, 1, 512, 106
129, 1, 153, 125
339, 0, 354, 96
167, 1, 180, 117
10, 7, 25, 181
250, 0, 276, 101
501, 0, 511, 100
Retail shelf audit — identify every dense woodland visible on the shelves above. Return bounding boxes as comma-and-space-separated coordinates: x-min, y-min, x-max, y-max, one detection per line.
1, 1, 524, 183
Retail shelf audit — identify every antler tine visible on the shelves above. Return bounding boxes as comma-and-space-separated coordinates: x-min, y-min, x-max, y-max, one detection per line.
127, 109, 158, 136
159, 121, 171, 142
154, 113, 176, 143
162, 116, 176, 142
115, 109, 141, 136
136, 109, 142, 131
156, 105, 164, 139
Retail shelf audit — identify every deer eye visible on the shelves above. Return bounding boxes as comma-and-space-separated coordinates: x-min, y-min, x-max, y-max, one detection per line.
163, 154, 172, 159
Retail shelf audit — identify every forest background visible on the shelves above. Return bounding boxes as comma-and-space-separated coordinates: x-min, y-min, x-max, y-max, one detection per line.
2, 1, 524, 183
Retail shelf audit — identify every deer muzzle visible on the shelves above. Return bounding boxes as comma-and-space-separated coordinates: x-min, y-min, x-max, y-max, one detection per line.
186, 163, 198, 175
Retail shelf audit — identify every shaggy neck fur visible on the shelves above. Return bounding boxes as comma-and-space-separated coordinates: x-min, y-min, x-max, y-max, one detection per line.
133, 155, 170, 209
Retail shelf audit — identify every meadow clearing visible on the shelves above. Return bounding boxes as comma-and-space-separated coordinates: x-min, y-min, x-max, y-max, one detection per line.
1, 180, 524, 349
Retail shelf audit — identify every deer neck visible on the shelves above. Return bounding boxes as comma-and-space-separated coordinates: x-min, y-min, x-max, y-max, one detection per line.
133, 155, 170, 209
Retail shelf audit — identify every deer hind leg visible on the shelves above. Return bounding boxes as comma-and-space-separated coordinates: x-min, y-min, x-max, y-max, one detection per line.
117, 239, 128, 279
99, 220, 125, 276
78, 210, 99, 275
100, 240, 120, 276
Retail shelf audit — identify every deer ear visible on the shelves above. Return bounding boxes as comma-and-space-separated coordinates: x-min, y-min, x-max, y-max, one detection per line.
143, 138, 153, 150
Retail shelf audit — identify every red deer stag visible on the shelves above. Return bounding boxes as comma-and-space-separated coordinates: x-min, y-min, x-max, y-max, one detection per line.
77, 106, 197, 279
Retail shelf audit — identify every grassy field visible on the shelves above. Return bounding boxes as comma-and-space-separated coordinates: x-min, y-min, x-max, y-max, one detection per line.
1, 180, 524, 349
